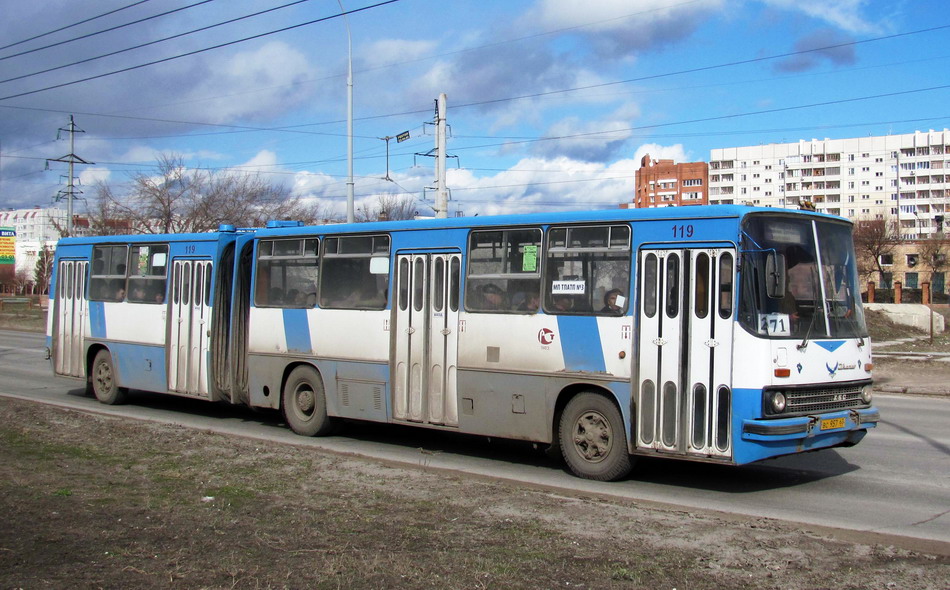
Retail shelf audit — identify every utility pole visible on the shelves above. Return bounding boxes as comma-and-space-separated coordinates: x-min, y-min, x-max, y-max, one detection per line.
338, 0, 355, 224
435, 93, 448, 218
414, 94, 456, 217
47, 115, 93, 237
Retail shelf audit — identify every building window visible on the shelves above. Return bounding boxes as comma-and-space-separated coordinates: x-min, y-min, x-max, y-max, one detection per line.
906, 272, 919, 289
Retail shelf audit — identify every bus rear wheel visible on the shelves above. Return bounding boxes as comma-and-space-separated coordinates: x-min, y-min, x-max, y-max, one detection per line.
559, 392, 632, 481
282, 365, 335, 437
91, 349, 128, 405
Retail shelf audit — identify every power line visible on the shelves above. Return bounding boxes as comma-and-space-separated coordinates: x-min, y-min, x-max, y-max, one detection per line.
0, 0, 154, 53
0, 0, 404, 102
0, 1, 217, 62
1, 15, 943, 142
448, 24, 950, 112
0, 0, 318, 84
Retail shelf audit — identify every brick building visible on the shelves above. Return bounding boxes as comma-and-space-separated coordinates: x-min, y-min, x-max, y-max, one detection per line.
630, 154, 708, 208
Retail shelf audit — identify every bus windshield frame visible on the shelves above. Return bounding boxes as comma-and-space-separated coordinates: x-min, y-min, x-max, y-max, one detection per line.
738, 214, 868, 340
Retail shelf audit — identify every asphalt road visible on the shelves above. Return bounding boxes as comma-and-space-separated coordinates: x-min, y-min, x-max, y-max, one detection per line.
2, 329, 947, 550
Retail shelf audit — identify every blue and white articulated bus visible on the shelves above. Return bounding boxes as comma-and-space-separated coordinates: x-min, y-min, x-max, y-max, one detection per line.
47, 206, 879, 480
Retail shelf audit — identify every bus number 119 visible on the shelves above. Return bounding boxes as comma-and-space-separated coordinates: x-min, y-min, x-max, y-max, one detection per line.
672, 224, 694, 238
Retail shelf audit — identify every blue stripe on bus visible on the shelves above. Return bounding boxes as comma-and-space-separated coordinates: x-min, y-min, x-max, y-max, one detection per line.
89, 301, 106, 338
282, 308, 312, 353
556, 315, 606, 373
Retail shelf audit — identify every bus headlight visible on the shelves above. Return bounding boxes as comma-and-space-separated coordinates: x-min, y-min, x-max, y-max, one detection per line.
769, 391, 787, 414
861, 386, 873, 404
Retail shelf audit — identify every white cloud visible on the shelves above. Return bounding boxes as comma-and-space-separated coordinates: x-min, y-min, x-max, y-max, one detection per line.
234, 150, 279, 173
531, 102, 642, 161
168, 42, 317, 124
758, 0, 879, 34
527, 0, 725, 57
444, 156, 638, 216
631, 143, 691, 167
78, 167, 111, 186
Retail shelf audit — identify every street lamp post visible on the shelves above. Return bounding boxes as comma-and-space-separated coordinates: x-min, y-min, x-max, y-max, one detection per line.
338, 1, 355, 224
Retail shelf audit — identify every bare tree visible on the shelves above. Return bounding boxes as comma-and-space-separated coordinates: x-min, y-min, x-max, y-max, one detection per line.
918, 232, 949, 287
356, 194, 418, 222
13, 267, 32, 295
33, 245, 54, 295
852, 218, 900, 285
87, 153, 330, 235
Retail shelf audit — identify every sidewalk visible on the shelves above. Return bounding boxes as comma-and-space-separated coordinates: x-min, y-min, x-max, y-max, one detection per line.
872, 337, 950, 397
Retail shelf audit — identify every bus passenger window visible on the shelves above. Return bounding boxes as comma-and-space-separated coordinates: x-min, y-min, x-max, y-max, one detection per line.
465, 228, 541, 314
544, 225, 631, 316
255, 238, 320, 308
89, 245, 129, 302
128, 244, 169, 304
319, 235, 390, 310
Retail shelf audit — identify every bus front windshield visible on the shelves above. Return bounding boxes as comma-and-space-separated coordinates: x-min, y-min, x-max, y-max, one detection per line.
739, 215, 867, 340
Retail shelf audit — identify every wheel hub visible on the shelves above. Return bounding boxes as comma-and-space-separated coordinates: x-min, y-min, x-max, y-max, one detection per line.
295, 387, 315, 415
573, 411, 611, 462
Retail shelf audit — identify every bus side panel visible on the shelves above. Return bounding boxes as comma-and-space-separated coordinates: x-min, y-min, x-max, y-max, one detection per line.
110, 342, 169, 393
453, 370, 633, 443
454, 313, 633, 442
457, 313, 633, 378
244, 307, 390, 416
103, 301, 166, 346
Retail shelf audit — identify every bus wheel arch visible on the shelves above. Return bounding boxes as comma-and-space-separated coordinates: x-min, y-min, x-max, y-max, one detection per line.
280, 363, 337, 437
556, 387, 633, 481
89, 347, 128, 405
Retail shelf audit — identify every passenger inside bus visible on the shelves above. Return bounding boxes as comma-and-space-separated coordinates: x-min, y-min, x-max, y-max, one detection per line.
552, 294, 574, 312
516, 292, 540, 312
601, 289, 624, 314
478, 283, 506, 310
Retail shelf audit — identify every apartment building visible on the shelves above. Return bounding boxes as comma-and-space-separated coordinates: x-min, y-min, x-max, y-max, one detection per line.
708, 129, 950, 239
0, 206, 91, 280
631, 154, 708, 208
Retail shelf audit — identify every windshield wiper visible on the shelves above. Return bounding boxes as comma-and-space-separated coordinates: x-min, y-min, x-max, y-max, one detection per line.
797, 265, 824, 351
797, 308, 817, 351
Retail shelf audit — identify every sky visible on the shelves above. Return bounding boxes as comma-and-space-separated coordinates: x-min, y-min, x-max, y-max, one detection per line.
0, 0, 948, 219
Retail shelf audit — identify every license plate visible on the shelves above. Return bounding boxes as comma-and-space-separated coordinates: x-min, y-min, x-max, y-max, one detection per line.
820, 417, 846, 431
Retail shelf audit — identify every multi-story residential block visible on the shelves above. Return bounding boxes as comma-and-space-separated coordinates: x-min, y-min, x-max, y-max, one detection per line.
708, 130, 950, 239
630, 154, 708, 208
0, 206, 91, 283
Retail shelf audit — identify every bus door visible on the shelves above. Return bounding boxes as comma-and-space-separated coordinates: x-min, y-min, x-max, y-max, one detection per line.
167, 259, 212, 396
636, 248, 735, 459
393, 252, 461, 426
54, 259, 87, 377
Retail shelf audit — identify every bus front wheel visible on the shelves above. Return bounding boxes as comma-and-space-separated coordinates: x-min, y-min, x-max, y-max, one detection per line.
282, 366, 335, 437
91, 349, 128, 405
559, 392, 632, 481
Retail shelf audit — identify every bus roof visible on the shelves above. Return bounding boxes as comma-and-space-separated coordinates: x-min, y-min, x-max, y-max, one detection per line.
53, 205, 848, 244
255, 204, 849, 238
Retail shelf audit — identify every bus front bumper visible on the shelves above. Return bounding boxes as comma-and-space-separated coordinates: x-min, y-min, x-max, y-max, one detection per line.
741, 407, 879, 442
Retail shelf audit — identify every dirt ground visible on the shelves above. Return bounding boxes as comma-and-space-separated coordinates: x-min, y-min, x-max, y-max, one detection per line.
1, 306, 948, 588
0, 398, 947, 590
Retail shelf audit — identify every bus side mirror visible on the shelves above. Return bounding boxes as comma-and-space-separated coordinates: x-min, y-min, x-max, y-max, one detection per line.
765, 252, 786, 299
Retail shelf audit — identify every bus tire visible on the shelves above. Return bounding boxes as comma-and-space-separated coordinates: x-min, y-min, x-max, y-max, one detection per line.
559, 392, 632, 481
282, 365, 335, 437
91, 349, 128, 405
